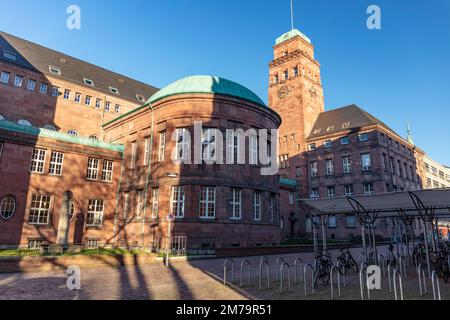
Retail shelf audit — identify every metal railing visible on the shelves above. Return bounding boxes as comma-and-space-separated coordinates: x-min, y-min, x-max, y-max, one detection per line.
417, 263, 427, 296
275, 257, 285, 281
379, 254, 386, 277
330, 265, 342, 299
294, 257, 304, 284
223, 258, 234, 285
393, 268, 404, 300
397, 254, 406, 278
336, 259, 346, 288
259, 260, 270, 290
240, 259, 252, 288
280, 262, 292, 294
431, 270, 441, 301
387, 262, 395, 292
359, 266, 371, 300
303, 264, 315, 296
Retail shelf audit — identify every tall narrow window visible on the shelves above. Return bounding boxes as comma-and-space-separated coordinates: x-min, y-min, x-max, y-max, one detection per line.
227, 130, 240, 164
27, 79, 36, 91
30, 149, 46, 173
85, 95, 91, 106
171, 187, 185, 218
86, 158, 99, 180
74, 92, 81, 103
158, 131, 166, 162
123, 192, 129, 220
51, 87, 59, 97
175, 128, 190, 161
364, 183, 374, 195
49, 151, 64, 175
144, 137, 151, 166
115, 104, 121, 113
325, 159, 334, 176
310, 161, 318, 177
86, 199, 104, 227
28, 194, 52, 225
101, 160, 113, 182
63, 89, 70, 100
152, 188, 159, 219
200, 187, 216, 219
0, 71, 10, 84
269, 194, 276, 222
136, 190, 143, 219
343, 156, 352, 173
327, 186, 336, 198
249, 134, 258, 165
202, 128, 217, 162
95, 98, 102, 109
253, 191, 261, 221
14, 75, 23, 87
105, 101, 111, 112
130, 141, 137, 169
344, 185, 354, 196
230, 189, 242, 220
39, 82, 49, 93
361, 153, 372, 171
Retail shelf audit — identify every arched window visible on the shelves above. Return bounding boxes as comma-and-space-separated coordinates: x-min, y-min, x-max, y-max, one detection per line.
17, 119, 32, 126
43, 125, 57, 131
67, 130, 79, 137
0, 195, 16, 220
0, 114, 5, 121
89, 135, 99, 141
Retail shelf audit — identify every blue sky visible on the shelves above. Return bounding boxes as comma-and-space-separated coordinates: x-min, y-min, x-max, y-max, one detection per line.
1, 0, 449, 165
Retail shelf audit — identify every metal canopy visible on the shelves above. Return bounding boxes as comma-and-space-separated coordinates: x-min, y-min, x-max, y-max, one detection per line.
301, 189, 450, 218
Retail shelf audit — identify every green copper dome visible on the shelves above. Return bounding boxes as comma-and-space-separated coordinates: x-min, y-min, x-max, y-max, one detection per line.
146, 75, 267, 107
275, 29, 311, 45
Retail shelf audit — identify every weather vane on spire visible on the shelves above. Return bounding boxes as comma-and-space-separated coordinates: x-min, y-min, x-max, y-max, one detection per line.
290, 0, 295, 30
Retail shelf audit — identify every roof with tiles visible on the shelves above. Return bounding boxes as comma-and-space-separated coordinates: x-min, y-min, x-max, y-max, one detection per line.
0, 31, 159, 104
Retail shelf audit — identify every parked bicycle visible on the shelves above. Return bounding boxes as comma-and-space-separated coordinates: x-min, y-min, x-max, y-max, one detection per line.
337, 248, 359, 274
314, 252, 334, 286
434, 245, 449, 283
412, 241, 426, 266
386, 243, 397, 267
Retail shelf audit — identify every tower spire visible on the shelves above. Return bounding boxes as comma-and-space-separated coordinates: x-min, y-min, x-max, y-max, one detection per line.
407, 121, 414, 145
290, 0, 294, 30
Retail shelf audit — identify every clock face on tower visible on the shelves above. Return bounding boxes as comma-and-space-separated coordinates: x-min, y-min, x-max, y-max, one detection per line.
278, 85, 290, 99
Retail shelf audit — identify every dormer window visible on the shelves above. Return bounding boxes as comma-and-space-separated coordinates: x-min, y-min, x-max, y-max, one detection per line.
313, 129, 322, 135
67, 130, 79, 137
83, 78, 94, 86
327, 126, 335, 132
49, 66, 61, 75
342, 122, 350, 129
2, 50, 16, 61
136, 94, 145, 103
109, 87, 119, 95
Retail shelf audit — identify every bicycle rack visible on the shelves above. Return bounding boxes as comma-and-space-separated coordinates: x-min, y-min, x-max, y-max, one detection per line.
260, 256, 269, 266
379, 254, 386, 277
223, 258, 234, 285
240, 259, 251, 288
359, 266, 371, 300
397, 254, 407, 278
303, 264, 315, 296
259, 260, 270, 290
387, 262, 394, 292
280, 262, 292, 294
330, 265, 341, 299
417, 264, 427, 296
360, 251, 366, 266
393, 268, 404, 300
275, 257, 285, 281
294, 257, 304, 284
336, 259, 346, 288
431, 271, 442, 301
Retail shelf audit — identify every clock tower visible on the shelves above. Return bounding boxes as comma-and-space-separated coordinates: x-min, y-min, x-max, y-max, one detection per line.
268, 29, 324, 193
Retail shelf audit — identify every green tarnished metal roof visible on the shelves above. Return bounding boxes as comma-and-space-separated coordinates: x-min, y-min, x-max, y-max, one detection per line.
275, 29, 311, 45
145, 75, 267, 107
280, 178, 298, 188
0, 120, 124, 152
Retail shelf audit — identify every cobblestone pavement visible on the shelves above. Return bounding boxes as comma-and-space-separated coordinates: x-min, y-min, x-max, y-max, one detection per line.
0, 260, 247, 300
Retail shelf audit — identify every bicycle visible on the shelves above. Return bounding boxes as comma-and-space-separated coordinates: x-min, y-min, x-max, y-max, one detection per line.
386, 244, 397, 267
434, 245, 450, 283
313, 252, 334, 286
337, 248, 359, 274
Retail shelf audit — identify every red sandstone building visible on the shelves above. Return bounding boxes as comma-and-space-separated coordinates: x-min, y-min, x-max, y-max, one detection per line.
0, 27, 437, 251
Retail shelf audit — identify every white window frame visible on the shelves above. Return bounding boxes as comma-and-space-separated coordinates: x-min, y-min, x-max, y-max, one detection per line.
115, 104, 120, 113
202, 128, 217, 162
39, 82, 48, 94
14, 74, 23, 87
51, 86, 59, 97
249, 134, 258, 165
83, 78, 94, 86
87, 158, 99, 180
95, 98, 102, 109
200, 187, 216, 219
86, 199, 104, 227
325, 159, 334, 176
324, 140, 332, 148
253, 191, 261, 221
28, 194, 52, 225
359, 133, 369, 142
136, 190, 144, 219
327, 186, 336, 199
341, 136, 350, 145
171, 186, 185, 218
49, 151, 64, 176
27, 79, 36, 91
123, 192, 129, 220
175, 128, 190, 161
74, 92, 81, 103
361, 153, 372, 171
0, 71, 10, 84
227, 130, 240, 164
49, 65, 61, 75
105, 101, 111, 112
230, 188, 242, 220
130, 141, 137, 169
310, 161, 318, 177
152, 188, 159, 219
67, 130, 79, 136
364, 183, 374, 196
101, 160, 113, 182
344, 185, 354, 196
158, 131, 166, 162
63, 89, 70, 100
343, 156, 352, 173
30, 149, 46, 173
85, 95, 92, 106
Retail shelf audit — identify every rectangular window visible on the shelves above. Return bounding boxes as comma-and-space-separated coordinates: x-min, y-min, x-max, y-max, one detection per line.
175, 128, 190, 161
325, 159, 334, 176
279, 154, 289, 169
200, 187, 216, 219
171, 186, 185, 218
115, 104, 120, 113
308, 143, 316, 151
310, 161, 318, 177
253, 191, 261, 221
74, 92, 81, 103
105, 101, 111, 112
85, 95, 91, 106
324, 140, 332, 148
2, 50, 16, 61
293, 67, 299, 77
284, 70, 289, 80
358, 133, 369, 142
14, 75, 23, 87
249, 134, 258, 165
364, 183, 374, 195
28, 194, 52, 225
344, 185, 354, 196
39, 83, 48, 94
143, 137, 151, 166
346, 215, 356, 228
361, 153, 372, 171
27, 79, 36, 91
130, 141, 137, 169
289, 192, 294, 205
135, 191, 144, 219
202, 128, 217, 162
95, 99, 102, 109
51, 86, 59, 97
329, 216, 337, 228
327, 186, 336, 199
49, 65, 61, 75
49, 151, 64, 175
30, 149, 46, 173
227, 130, 240, 164
270, 194, 277, 222
86, 158, 99, 180
310, 188, 319, 199
152, 188, 159, 219
1, 71, 10, 84
63, 89, 71, 100
230, 188, 242, 220
101, 160, 113, 182
28, 240, 44, 250
123, 193, 129, 220
158, 131, 166, 162
343, 156, 352, 173
296, 167, 302, 177
87, 199, 104, 227
341, 136, 350, 145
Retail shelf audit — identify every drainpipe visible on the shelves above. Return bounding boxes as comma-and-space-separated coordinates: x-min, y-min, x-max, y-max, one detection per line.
141, 102, 155, 250
113, 149, 125, 247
